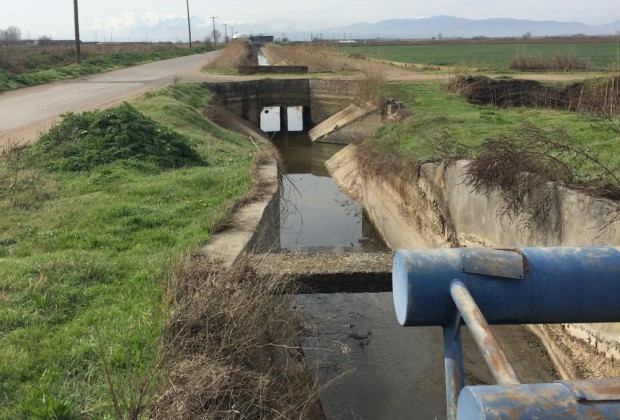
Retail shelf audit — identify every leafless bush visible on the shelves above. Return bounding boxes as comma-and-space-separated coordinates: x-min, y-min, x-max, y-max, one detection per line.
509, 51, 592, 72
150, 256, 321, 419
464, 123, 620, 235
205, 40, 255, 70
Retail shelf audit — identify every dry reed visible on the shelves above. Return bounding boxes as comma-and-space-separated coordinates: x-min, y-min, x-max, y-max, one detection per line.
205, 40, 256, 70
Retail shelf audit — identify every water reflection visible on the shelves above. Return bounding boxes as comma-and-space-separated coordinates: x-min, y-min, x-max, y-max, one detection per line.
273, 134, 387, 253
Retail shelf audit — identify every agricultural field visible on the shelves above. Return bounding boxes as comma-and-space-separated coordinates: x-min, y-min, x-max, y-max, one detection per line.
341, 40, 620, 70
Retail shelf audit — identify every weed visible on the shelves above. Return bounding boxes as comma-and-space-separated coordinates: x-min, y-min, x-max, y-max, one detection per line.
30, 102, 204, 172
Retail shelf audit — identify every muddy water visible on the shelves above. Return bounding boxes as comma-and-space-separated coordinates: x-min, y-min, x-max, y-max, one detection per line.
274, 134, 387, 253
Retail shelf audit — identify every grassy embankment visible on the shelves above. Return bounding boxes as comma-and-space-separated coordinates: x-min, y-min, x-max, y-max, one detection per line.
0, 43, 212, 92
341, 42, 619, 71
0, 83, 255, 418
374, 80, 619, 163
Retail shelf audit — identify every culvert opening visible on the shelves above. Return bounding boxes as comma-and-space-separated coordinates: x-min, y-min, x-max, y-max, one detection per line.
260, 105, 308, 133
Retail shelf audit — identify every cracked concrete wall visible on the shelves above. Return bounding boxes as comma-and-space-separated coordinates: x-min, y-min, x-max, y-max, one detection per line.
326, 144, 620, 380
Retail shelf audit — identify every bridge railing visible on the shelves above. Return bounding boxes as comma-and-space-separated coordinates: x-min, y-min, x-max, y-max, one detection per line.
392, 247, 620, 419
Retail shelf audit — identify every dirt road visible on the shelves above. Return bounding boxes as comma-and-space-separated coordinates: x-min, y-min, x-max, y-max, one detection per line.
0, 52, 218, 147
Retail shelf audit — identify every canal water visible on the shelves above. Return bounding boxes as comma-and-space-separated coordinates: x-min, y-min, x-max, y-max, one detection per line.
269, 132, 557, 420
273, 134, 387, 253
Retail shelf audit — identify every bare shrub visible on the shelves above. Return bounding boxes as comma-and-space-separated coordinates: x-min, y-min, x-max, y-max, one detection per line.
464, 123, 620, 235
205, 40, 255, 70
151, 256, 321, 419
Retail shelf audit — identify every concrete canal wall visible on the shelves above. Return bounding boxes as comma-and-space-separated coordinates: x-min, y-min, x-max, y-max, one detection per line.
326, 144, 620, 380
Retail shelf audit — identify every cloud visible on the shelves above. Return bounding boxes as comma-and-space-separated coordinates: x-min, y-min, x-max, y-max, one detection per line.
90, 12, 177, 34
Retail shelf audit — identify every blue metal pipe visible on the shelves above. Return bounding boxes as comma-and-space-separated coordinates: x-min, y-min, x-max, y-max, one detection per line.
443, 313, 465, 420
392, 247, 620, 327
457, 379, 620, 419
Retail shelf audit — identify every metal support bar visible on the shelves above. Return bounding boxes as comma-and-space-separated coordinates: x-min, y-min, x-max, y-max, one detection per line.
450, 280, 521, 385
443, 312, 465, 420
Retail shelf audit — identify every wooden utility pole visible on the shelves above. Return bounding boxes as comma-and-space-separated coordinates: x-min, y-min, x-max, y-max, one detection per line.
73, 0, 81, 63
223, 23, 228, 44
186, 0, 192, 48
210, 16, 218, 47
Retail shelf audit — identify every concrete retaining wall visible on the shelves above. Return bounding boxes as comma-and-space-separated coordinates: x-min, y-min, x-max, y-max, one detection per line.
326, 144, 620, 380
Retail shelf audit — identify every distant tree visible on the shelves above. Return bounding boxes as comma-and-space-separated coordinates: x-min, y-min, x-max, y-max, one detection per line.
0, 26, 22, 44
203, 35, 212, 44
437, 33, 443, 40
523, 31, 532, 39
212, 29, 221, 44
38, 35, 52, 45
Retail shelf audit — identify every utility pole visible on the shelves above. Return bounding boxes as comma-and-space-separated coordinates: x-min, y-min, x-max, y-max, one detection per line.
210, 16, 218, 47
185, 0, 192, 48
73, 0, 81, 63
230, 27, 234, 41
223, 23, 228, 44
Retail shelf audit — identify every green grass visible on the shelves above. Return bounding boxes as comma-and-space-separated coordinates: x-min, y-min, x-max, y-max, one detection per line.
0, 83, 255, 418
0, 46, 212, 92
341, 42, 620, 70
371, 81, 620, 173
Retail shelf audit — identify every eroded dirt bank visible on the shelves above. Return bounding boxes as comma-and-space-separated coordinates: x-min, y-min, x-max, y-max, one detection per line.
326, 144, 620, 380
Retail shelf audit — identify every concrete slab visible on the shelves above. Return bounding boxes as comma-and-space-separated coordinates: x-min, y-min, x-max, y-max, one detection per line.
309, 104, 376, 143
249, 252, 392, 293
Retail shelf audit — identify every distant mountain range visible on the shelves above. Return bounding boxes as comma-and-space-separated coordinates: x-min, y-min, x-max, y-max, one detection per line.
107, 16, 620, 43
318, 16, 620, 40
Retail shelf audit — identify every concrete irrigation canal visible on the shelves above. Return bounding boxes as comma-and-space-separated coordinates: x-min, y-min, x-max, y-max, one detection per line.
200, 74, 612, 419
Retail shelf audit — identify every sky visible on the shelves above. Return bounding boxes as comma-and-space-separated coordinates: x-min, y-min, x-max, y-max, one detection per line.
0, 0, 618, 41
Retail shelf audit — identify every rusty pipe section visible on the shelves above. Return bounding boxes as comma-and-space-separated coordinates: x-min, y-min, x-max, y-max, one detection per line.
457, 378, 620, 419
449, 280, 520, 386
392, 247, 620, 327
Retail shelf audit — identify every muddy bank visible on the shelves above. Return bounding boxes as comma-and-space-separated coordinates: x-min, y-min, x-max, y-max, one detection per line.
326, 144, 620, 380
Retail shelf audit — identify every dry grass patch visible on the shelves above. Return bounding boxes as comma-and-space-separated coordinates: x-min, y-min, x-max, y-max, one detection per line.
151, 256, 322, 419
205, 40, 256, 70
263, 43, 353, 73
509, 51, 592, 72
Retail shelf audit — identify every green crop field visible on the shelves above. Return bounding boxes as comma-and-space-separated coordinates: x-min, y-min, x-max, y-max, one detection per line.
342, 42, 620, 70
